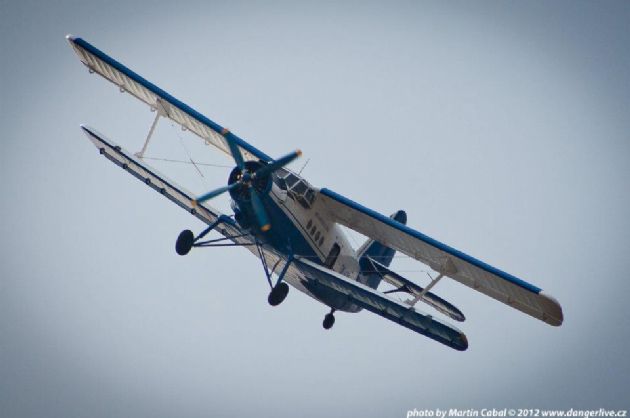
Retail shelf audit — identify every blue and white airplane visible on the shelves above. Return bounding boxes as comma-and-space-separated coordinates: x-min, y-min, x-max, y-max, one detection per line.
67, 35, 563, 351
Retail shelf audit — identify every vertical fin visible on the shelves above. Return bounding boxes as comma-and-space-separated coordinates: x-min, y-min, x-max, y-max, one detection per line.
357, 210, 406, 288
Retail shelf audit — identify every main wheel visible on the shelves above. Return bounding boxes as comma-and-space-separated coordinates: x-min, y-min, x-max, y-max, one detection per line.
268, 282, 289, 306
175, 229, 194, 256
323, 313, 335, 330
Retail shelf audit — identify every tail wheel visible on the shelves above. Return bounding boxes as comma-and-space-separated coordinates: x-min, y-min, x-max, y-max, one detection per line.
323, 313, 335, 330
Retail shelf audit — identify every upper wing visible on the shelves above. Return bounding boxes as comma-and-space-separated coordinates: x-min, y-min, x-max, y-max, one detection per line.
315, 188, 564, 327
67, 35, 271, 163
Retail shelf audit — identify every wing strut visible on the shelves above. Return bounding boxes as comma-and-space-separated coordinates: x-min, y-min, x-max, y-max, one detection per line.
135, 106, 162, 158
407, 272, 444, 307
406, 256, 456, 307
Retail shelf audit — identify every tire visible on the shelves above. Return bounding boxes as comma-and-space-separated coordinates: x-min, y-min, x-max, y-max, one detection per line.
175, 229, 194, 256
268, 282, 290, 306
323, 313, 335, 330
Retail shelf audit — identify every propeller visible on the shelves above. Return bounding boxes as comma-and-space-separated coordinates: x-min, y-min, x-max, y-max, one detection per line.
193, 129, 301, 232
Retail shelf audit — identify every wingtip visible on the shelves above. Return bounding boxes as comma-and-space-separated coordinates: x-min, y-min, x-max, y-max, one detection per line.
456, 332, 469, 351
79, 125, 104, 142
539, 291, 564, 326
66, 34, 76, 42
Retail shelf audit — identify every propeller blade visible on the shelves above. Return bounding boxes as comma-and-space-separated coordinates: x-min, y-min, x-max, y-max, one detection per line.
249, 188, 271, 232
195, 181, 240, 204
221, 129, 245, 170
253, 150, 302, 179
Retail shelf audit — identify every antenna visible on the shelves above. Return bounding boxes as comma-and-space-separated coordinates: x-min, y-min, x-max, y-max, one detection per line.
298, 158, 311, 175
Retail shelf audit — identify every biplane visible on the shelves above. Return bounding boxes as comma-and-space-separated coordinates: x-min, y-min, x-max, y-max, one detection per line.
67, 35, 563, 351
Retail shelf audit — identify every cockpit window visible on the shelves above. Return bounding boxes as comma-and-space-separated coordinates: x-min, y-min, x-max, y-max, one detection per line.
274, 170, 316, 209
275, 167, 289, 177
292, 180, 307, 195
285, 174, 299, 188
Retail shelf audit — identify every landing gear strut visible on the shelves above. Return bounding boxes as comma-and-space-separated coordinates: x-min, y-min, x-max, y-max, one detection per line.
265, 253, 293, 307
175, 216, 250, 256
177, 219, 294, 308
323, 309, 336, 330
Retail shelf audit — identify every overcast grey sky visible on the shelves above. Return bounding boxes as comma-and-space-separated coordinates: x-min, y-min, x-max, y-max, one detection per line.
1, 1, 629, 417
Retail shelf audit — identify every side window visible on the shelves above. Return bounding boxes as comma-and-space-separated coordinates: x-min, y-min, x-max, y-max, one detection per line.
305, 189, 315, 205
310, 225, 316, 235
324, 243, 341, 269
314, 231, 320, 241
319, 237, 324, 246
306, 219, 312, 230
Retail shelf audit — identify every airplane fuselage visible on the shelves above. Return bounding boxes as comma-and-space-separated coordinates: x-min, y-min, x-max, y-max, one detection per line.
231, 169, 363, 312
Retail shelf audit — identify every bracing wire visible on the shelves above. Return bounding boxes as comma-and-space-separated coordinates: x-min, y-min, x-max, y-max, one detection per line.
140, 157, 232, 168
176, 127, 205, 179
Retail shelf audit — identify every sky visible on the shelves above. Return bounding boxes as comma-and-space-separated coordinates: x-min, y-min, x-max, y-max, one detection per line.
1, 1, 630, 417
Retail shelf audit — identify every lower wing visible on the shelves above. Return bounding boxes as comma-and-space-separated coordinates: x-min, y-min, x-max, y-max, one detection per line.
80, 126, 467, 350
293, 257, 468, 351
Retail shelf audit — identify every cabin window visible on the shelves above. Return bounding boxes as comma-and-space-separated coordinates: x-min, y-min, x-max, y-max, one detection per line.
306, 219, 312, 229
310, 225, 316, 235
324, 243, 341, 268
304, 188, 315, 205
314, 231, 320, 241
319, 237, 324, 246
